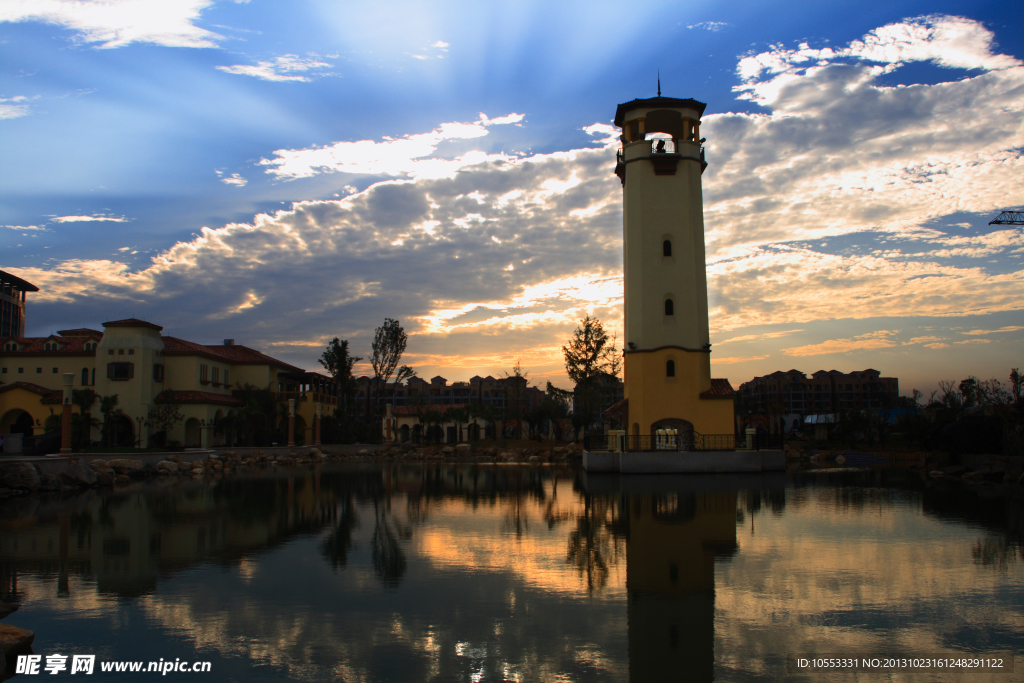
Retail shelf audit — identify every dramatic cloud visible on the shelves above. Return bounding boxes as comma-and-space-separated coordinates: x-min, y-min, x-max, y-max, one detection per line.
260, 113, 527, 180
703, 14, 1024, 252
216, 55, 332, 82
14, 15, 1024, 387
0, 0, 223, 48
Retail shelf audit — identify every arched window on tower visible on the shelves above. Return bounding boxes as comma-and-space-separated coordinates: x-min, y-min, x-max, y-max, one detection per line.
666, 360, 675, 377
663, 240, 672, 257
664, 299, 674, 316
81, 368, 89, 386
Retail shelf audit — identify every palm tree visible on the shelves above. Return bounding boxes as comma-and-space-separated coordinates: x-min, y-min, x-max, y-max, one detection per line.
99, 394, 120, 447
72, 389, 99, 448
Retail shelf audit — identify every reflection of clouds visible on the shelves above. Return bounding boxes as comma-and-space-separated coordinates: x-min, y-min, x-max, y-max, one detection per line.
717, 486, 1024, 680
414, 486, 626, 598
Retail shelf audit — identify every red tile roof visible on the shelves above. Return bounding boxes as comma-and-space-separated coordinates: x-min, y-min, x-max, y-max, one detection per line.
0, 336, 98, 354
156, 390, 241, 406
159, 336, 302, 372
0, 381, 63, 403
700, 378, 736, 399
603, 397, 628, 416
103, 318, 164, 331
57, 328, 104, 337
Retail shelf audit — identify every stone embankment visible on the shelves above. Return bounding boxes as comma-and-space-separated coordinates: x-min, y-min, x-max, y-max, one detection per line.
0, 443, 583, 496
784, 443, 1024, 483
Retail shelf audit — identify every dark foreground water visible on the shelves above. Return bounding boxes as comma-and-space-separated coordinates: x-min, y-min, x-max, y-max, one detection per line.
1, 464, 1023, 682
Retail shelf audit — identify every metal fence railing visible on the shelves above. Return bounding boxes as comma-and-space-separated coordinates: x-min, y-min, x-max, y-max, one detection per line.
583, 432, 784, 452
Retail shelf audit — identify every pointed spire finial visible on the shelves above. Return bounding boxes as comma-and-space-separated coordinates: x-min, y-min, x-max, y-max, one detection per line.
657, 70, 661, 97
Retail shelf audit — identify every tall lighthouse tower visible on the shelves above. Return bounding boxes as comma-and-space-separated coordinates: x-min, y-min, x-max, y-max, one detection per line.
613, 92, 735, 439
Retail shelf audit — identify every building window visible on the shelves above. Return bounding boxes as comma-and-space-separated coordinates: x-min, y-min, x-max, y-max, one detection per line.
118, 349, 124, 355
36, 367, 42, 373
666, 360, 676, 377
108, 349, 114, 355
1, 368, 6, 373
212, 366, 220, 385
663, 240, 672, 257
153, 364, 164, 382
18, 367, 23, 373
664, 299, 674, 316
81, 368, 89, 385
224, 369, 229, 387
52, 367, 58, 373
3, 343, 15, 351
200, 364, 209, 383
128, 349, 134, 355
107, 362, 134, 380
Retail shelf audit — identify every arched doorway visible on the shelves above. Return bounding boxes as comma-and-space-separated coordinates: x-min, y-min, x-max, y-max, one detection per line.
185, 418, 201, 448
399, 424, 410, 443
651, 417, 694, 450
2, 409, 36, 437
412, 423, 423, 444
467, 423, 481, 441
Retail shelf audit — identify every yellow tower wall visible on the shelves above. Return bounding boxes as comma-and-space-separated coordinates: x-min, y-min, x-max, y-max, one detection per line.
624, 349, 734, 435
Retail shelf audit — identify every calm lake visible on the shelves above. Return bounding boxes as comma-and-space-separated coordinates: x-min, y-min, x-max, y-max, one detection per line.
1, 463, 1022, 682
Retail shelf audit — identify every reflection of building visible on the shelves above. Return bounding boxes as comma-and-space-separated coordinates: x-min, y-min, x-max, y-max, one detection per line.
739, 368, 900, 414
0, 470, 337, 597
612, 93, 735, 438
625, 491, 737, 682
0, 270, 37, 339
0, 317, 337, 448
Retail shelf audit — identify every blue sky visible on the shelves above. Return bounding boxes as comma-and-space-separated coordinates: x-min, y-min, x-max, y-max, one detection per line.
2, 0, 1022, 395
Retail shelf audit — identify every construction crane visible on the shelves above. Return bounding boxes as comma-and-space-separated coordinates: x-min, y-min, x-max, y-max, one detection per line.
989, 210, 1024, 225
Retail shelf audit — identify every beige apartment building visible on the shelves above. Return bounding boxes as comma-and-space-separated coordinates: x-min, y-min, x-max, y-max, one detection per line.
0, 318, 338, 449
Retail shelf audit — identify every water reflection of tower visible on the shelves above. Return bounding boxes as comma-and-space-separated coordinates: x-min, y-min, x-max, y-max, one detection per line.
625, 491, 737, 682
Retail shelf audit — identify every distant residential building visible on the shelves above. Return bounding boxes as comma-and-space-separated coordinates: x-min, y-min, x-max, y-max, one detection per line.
355, 373, 544, 418
739, 369, 899, 414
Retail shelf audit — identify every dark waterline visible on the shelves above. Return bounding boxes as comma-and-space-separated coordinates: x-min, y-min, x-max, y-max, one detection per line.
1, 464, 1022, 682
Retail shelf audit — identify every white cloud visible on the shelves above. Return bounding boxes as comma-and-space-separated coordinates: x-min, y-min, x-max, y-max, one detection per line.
0, 96, 32, 119
701, 15, 1024, 253
2, 224, 47, 231
0, 0, 223, 49
216, 171, 248, 187
216, 55, 332, 82
259, 113, 526, 181
735, 15, 1020, 106
687, 21, 727, 31
50, 214, 128, 223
